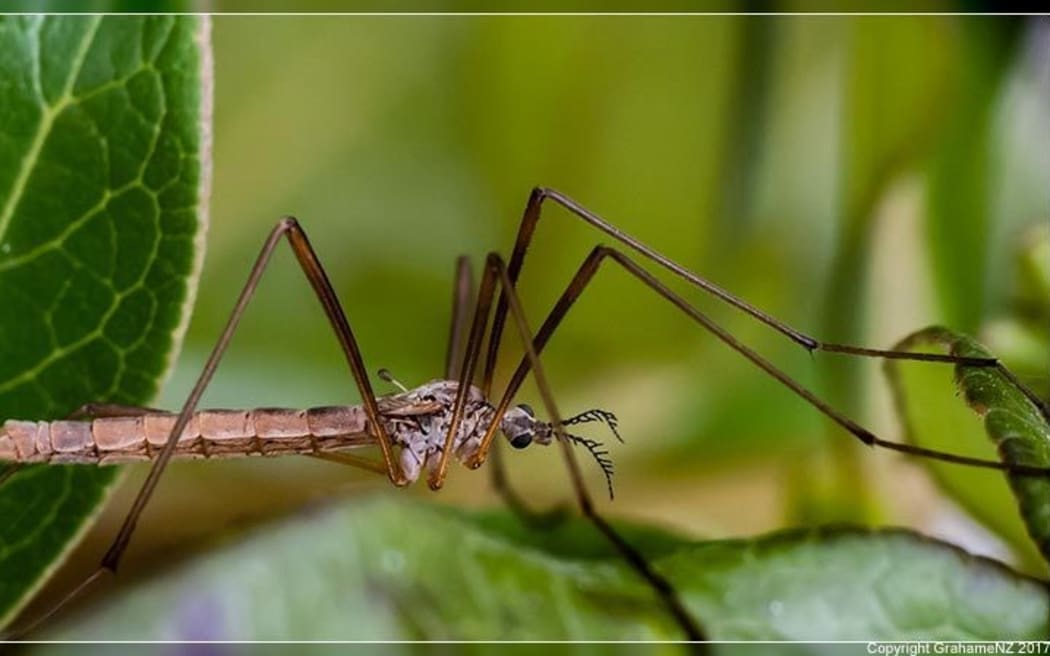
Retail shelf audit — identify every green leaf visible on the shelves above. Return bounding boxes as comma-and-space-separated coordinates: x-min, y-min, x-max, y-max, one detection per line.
885, 327, 1050, 570
35, 496, 1050, 642
0, 16, 210, 628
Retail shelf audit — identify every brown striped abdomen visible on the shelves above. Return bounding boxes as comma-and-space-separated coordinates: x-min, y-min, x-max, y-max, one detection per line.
0, 406, 376, 465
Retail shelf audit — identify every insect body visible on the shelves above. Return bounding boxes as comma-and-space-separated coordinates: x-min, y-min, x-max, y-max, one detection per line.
0, 381, 516, 480
0, 380, 611, 487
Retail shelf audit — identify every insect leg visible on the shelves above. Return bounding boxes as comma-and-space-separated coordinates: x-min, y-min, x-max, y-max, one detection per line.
483, 188, 1049, 420
428, 250, 500, 490
444, 256, 475, 380
471, 245, 1050, 476
100, 217, 405, 568
429, 251, 589, 520
14, 217, 403, 637
434, 252, 558, 519
484, 253, 708, 644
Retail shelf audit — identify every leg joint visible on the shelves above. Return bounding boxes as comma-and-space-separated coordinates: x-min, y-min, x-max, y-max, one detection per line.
276, 215, 301, 232
585, 244, 618, 266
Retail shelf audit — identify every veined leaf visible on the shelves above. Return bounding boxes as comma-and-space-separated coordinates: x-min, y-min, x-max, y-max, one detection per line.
0, 15, 211, 628
886, 326, 1050, 570
32, 495, 1049, 643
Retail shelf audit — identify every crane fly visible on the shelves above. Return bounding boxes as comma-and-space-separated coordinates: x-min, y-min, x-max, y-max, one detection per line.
0, 378, 619, 494
1, 187, 1048, 646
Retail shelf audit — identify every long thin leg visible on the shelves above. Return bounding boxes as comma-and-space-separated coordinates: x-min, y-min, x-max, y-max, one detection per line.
431, 249, 549, 493
18, 217, 404, 636
445, 253, 707, 643
102, 217, 405, 571
439, 252, 560, 519
433, 255, 578, 524
444, 256, 474, 380
468, 245, 1050, 477
481, 188, 1037, 413
428, 248, 500, 490
498, 254, 707, 643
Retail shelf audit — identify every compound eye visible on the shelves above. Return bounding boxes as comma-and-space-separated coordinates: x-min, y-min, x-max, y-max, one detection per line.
510, 432, 533, 449
517, 403, 535, 418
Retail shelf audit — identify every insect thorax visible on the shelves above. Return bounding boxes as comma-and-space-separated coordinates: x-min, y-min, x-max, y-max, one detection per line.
384, 380, 498, 483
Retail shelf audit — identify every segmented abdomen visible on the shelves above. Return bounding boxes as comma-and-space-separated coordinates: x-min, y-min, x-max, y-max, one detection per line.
0, 406, 376, 464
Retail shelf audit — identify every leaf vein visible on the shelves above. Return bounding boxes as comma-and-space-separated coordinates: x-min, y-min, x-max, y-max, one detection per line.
0, 16, 102, 245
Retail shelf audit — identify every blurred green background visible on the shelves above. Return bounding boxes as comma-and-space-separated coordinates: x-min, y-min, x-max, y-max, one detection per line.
39, 14, 1049, 609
